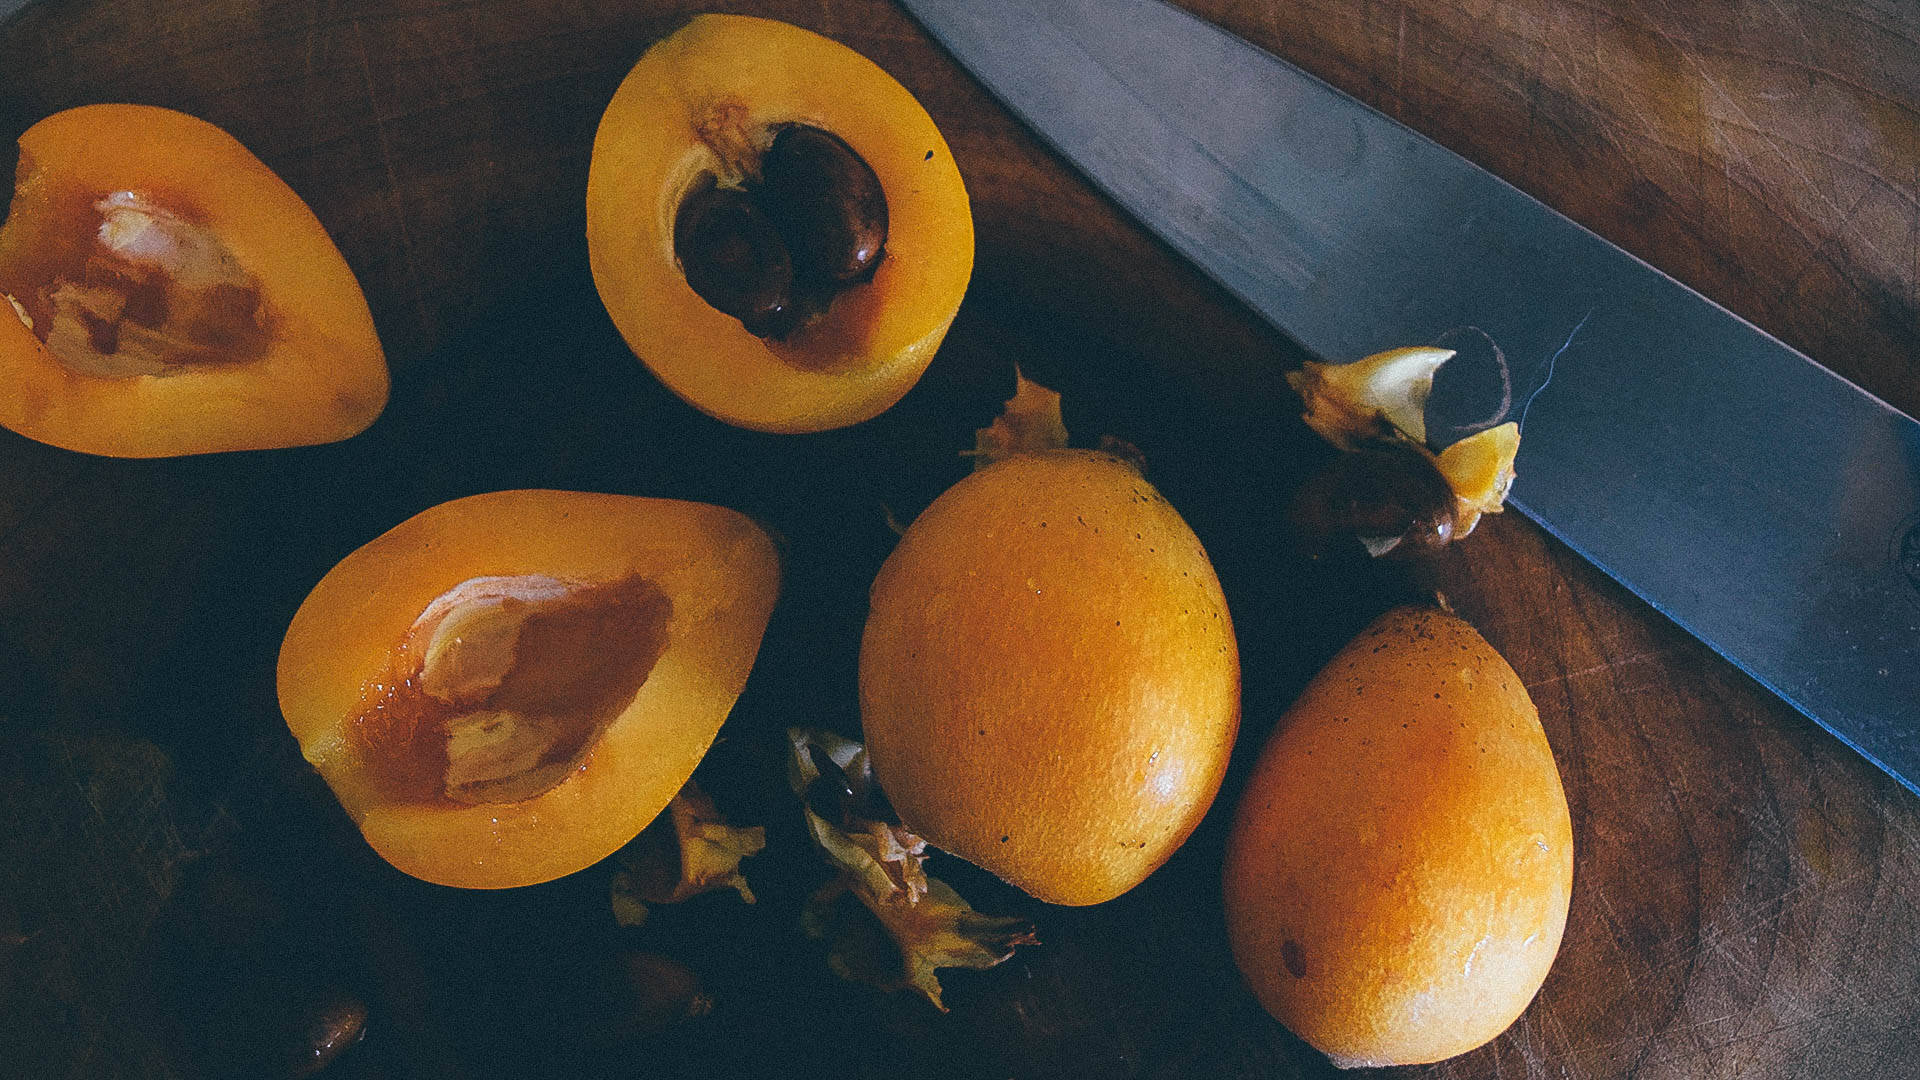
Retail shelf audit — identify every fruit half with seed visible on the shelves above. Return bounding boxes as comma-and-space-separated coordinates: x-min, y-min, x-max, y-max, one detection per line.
0, 105, 386, 457
277, 490, 780, 889
586, 14, 972, 433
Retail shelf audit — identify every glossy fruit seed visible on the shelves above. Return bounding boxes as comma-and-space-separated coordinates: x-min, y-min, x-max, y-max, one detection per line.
761, 124, 888, 285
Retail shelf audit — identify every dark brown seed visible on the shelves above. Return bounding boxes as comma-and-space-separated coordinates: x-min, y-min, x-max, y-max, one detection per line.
287, 990, 367, 1077
760, 125, 888, 285
806, 743, 857, 823
1294, 441, 1456, 554
674, 177, 799, 338
620, 952, 711, 1035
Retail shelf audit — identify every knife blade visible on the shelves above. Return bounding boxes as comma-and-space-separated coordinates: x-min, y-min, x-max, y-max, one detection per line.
899, 0, 1920, 794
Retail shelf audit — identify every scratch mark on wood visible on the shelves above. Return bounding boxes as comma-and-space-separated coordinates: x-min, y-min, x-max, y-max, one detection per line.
351, 15, 427, 330
1522, 648, 1673, 691
1629, 0, 1899, 275
1394, 1, 1407, 120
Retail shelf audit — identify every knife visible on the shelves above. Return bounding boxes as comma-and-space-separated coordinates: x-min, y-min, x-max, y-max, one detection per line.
898, 0, 1920, 795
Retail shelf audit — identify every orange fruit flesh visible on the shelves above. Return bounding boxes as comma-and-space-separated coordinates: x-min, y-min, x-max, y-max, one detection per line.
278, 490, 780, 890
0, 104, 386, 457
587, 15, 973, 433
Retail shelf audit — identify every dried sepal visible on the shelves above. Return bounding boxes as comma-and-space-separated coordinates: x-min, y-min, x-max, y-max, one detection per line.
1287, 347, 1519, 552
970, 367, 1069, 470
802, 874, 1038, 1011
610, 781, 765, 928
1288, 346, 1452, 449
1434, 421, 1519, 539
790, 728, 926, 901
787, 727, 1036, 1010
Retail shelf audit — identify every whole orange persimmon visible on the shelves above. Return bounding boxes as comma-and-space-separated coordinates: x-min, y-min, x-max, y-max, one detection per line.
859, 447, 1240, 906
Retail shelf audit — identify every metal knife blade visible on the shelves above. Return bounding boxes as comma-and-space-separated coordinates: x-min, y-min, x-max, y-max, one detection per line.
899, 0, 1920, 794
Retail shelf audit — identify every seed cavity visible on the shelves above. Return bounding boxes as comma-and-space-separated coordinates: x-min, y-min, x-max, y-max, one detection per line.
27, 191, 269, 378
674, 110, 889, 340
353, 573, 673, 805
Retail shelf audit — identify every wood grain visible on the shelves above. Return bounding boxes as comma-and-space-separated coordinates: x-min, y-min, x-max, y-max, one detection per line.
1, 1, 1916, 1078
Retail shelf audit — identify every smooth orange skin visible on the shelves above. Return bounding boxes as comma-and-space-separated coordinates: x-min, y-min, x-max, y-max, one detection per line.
586, 15, 973, 433
860, 450, 1241, 906
277, 490, 779, 890
0, 105, 387, 457
1223, 608, 1572, 1068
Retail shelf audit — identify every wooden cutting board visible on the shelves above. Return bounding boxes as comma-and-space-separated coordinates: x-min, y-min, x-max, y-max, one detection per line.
2, 1, 1917, 1077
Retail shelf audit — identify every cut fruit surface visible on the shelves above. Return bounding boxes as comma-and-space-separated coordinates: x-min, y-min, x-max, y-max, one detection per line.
0, 104, 386, 457
587, 15, 972, 433
278, 490, 780, 889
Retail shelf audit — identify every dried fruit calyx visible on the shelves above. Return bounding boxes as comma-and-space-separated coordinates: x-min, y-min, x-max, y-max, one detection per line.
674, 112, 887, 339
1288, 347, 1519, 554
610, 781, 765, 928
787, 728, 1036, 1011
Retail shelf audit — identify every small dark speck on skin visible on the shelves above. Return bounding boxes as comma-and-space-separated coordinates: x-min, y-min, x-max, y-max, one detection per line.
1282, 939, 1307, 979
978, 728, 986, 735
925, 149, 934, 160
1001, 835, 1009, 842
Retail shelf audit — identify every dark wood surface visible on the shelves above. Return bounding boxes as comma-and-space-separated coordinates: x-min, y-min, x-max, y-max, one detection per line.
2, 1, 1917, 1078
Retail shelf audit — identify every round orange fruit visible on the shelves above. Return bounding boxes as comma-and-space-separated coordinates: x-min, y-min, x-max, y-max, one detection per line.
1224, 607, 1572, 1067
859, 448, 1240, 906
